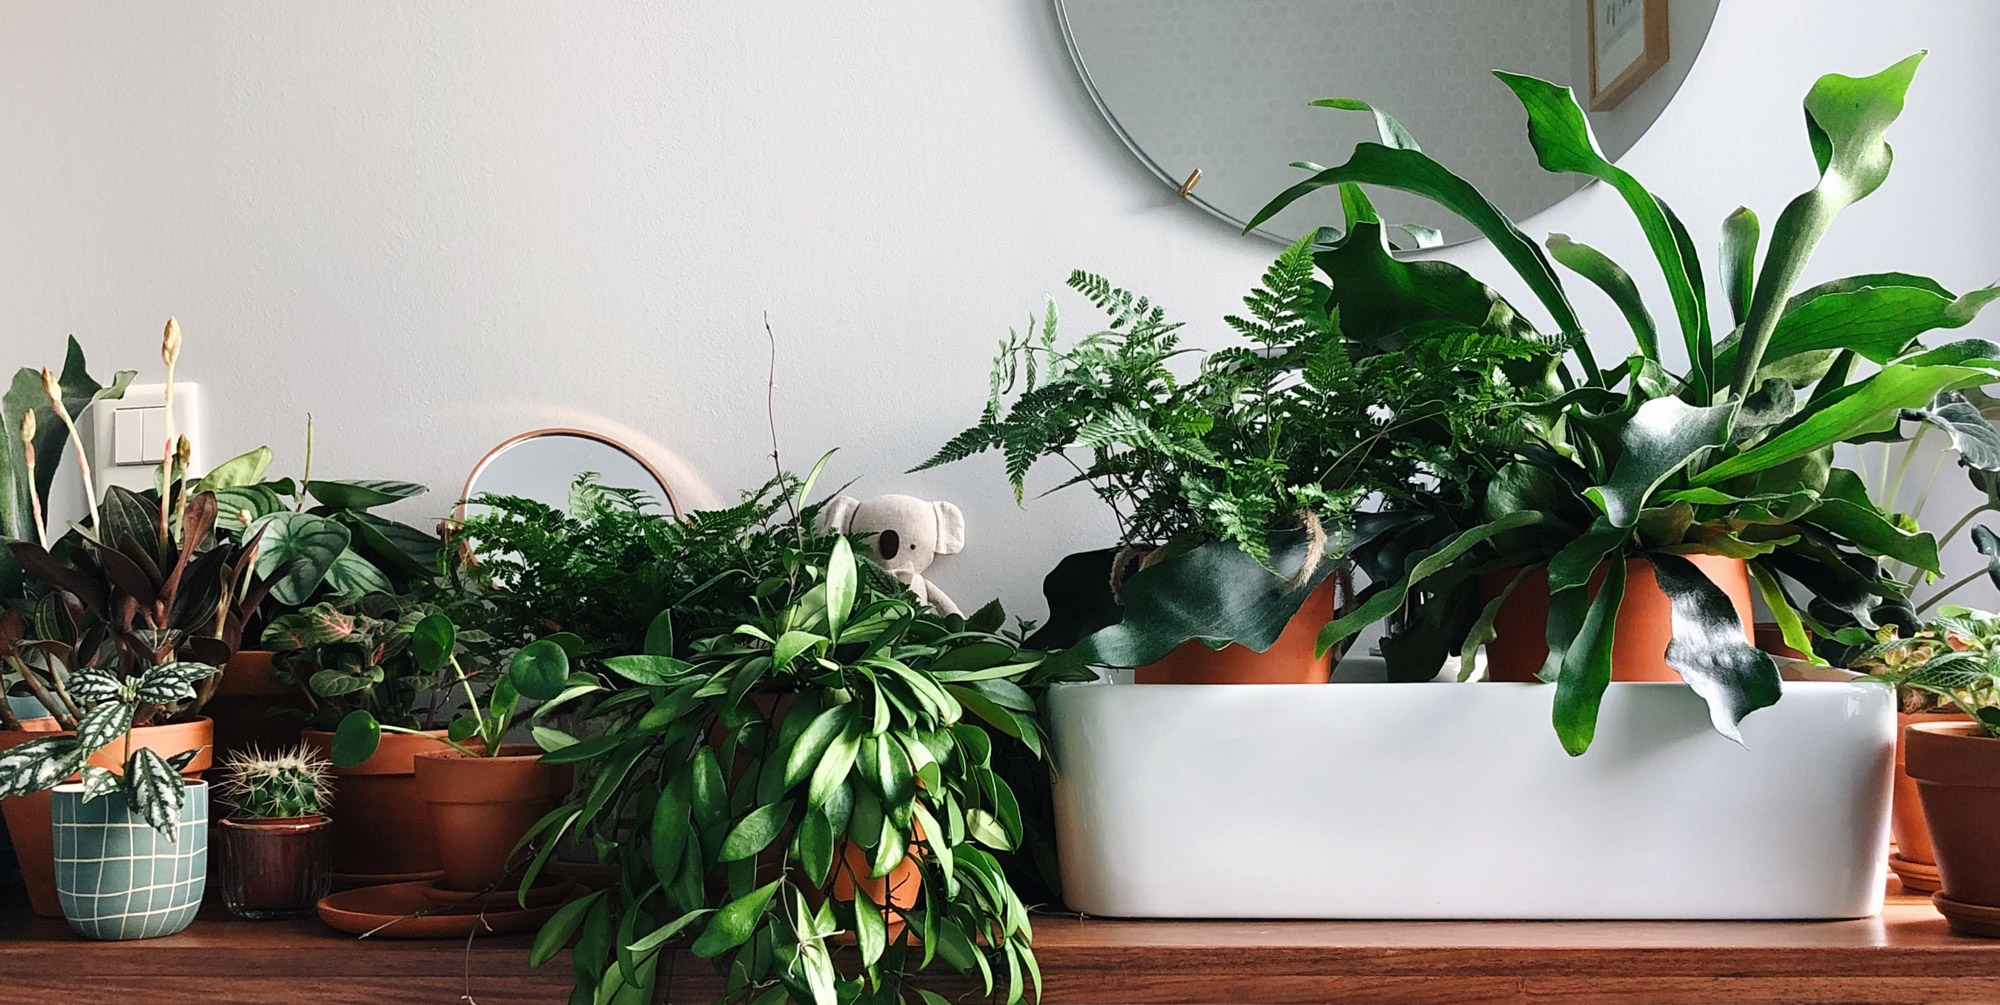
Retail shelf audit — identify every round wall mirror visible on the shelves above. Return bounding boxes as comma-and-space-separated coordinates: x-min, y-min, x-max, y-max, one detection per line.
1056, 0, 1720, 246
460, 429, 682, 519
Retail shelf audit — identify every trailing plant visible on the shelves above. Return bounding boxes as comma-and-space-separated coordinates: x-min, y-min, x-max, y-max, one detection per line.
1851, 608, 2000, 737
216, 743, 333, 819
263, 593, 463, 732
920, 237, 1557, 666
1250, 53, 2000, 752
512, 477, 1075, 1005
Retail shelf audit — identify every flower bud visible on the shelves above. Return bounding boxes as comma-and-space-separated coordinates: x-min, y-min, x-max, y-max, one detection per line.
175, 435, 192, 468
39, 367, 58, 402
162, 317, 182, 366
18, 410, 33, 443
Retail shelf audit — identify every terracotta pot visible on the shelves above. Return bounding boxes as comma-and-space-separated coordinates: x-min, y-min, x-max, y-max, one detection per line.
1752, 622, 1808, 660
219, 815, 331, 920
830, 828, 924, 940
205, 650, 308, 762
1135, 576, 1341, 684
1905, 720, 2000, 936
303, 727, 450, 883
1, 716, 213, 918
413, 743, 571, 891
1482, 555, 1752, 682
1890, 710, 1970, 893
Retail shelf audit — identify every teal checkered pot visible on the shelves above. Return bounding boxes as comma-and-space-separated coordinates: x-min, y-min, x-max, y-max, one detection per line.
50, 780, 209, 940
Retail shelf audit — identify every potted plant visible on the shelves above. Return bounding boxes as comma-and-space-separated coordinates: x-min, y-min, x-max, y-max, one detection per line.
329, 612, 569, 892
264, 593, 461, 884
512, 470, 1065, 1005
1250, 52, 2000, 753
215, 743, 333, 919
919, 243, 1553, 683
1869, 608, 2000, 934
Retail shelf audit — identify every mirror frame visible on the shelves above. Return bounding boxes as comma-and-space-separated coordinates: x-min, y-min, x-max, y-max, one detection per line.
457, 427, 685, 521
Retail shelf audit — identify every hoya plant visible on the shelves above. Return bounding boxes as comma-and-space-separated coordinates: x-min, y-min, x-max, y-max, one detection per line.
512, 478, 1068, 1005
919, 240, 1558, 666
1250, 53, 2000, 752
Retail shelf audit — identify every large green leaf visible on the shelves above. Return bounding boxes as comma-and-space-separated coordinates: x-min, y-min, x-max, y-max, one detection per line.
1309, 222, 1538, 352
1052, 529, 1342, 671
1318, 510, 1554, 655
1550, 554, 1625, 756
1247, 144, 1582, 350
319, 549, 393, 600
1802, 468, 1939, 571
250, 511, 351, 607
1548, 233, 1657, 361
1497, 72, 1703, 391
1715, 281, 2000, 377
305, 479, 427, 510
1651, 553, 1783, 743
1694, 354, 2000, 485
193, 447, 273, 493
1726, 53, 1925, 402
1, 339, 135, 592
1720, 207, 1761, 328
1585, 397, 1736, 528
689, 879, 780, 958
510, 638, 571, 701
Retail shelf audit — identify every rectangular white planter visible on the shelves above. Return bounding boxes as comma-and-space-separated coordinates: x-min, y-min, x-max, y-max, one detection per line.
1049, 680, 1893, 920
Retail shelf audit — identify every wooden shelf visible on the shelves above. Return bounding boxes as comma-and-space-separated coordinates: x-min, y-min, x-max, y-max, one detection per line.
4, 888, 1996, 1004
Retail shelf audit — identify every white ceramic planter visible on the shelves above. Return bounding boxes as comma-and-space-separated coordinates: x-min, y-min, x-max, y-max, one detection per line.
1049, 680, 1893, 919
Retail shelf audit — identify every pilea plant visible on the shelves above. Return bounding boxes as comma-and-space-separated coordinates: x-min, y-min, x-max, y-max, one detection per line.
514, 486, 1067, 1005
326, 611, 555, 766
1251, 53, 2000, 752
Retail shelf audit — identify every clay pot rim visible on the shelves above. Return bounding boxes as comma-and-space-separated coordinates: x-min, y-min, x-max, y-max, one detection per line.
412, 743, 547, 763
51, 778, 208, 794
1905, 720, 2000, 787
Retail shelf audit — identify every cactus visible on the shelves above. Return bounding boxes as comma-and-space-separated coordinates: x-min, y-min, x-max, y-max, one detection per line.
217, 745, 333, 820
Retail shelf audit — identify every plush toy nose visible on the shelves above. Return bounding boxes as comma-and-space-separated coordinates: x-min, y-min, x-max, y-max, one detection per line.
877, 529, 900, 559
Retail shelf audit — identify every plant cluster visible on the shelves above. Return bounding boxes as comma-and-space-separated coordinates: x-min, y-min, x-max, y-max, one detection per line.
217, 744, 334, 819
509, 469, 1076, 1005
262, 593, 461, 731
1247, 54, 2000, 752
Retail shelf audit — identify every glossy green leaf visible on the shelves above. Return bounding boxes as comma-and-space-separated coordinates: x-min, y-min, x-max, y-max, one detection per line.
0, 338, 133, 592
1717, 281, 2000, 377
510, 638, 571, 701
1805, 468, 1938, 570
1307, 221, 1540, 353
1551, 554, 1626, 756
718, 800, 791, 862
784, 703, 856, 788
1548, 233, 1657, 361
305, 478, 427, 510
1652, 553, 1783, 742
826, 536, 857, 641
689, 879, 780, 958
807, 722, 862, 811
600, 654, 694, 686
531, 890, 606, 967
1308, 97, 1422, 150
330, 709, 383, 768
250, 511, 351, 607
410, 613, 456, 673
193, 447, 273, 493
852, 886, 886, 968
643, 610, 675, 656
72, 700, 134, 753
1586, 397, 1736, 528
0, 737, 86, 800
319, 549, 394, 599
1320, 510, 1554, 655
1720, 207, 1761, 327
625, 908, 709, 955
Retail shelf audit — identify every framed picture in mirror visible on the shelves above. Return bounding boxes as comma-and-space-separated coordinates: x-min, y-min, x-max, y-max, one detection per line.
1589, 0, 1670, 110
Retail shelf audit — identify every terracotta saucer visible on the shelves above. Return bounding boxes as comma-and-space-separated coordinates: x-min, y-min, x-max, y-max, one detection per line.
420, 875, 577, 910
1933, 893, 2000, 938
318, 880, 574, 938
1889, 855, 1940, 894
332, 868, 446, 891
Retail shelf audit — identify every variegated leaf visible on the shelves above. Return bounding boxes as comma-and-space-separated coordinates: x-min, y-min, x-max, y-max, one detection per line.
78, 765, 123, 804
69, 668, 127, 704
72, 701, 134, 752
134, 661, 218, 704
124, 747, 186, 840
165, 748, 201, 772
0, 737, 86, 799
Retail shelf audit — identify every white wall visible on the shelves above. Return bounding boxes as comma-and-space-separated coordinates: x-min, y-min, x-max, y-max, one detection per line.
4, 1, 1998, 621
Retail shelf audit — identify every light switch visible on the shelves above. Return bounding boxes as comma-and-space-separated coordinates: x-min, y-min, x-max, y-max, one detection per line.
112, 407, 162, 464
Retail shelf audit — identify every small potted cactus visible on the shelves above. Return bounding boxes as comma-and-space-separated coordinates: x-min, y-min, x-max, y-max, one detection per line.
215, 745, 334, 920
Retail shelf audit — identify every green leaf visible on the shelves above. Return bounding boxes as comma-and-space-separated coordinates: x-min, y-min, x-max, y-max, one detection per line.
1551, 555, 1626, 756
134, 661, 218, 704
531, 890, 606, 967
784, 703, 856, 789
689, 879, 781, 958
797, 807, 836, 887
1726, 53, 1926, 402
649, 774, 690, 886
1, 338, 134, 593
193, 447, 273, 493
1904, 392, 2000, 471
1804, 468, 1938, 571
250, 511, 352, 607
406, 615, 455, 675
319, 549, 394, 600
1651, 553, 1783, 743
1717, 281, 2000, 377
601, 654, 695, 687
305, 478, 427, 510
1585, 397, 1736, 528
1318, 510, 1552, 656
1720, 207, 1761, 328
510, 638, 571, 701
852, 887, 886, 968
78, 765, 122, 804
1495, 71, 1704, 393
826, 536, 857, 641
1308, 97, 1422, 151
626, 908, 709, 955
1694, 355, 2000, 486
689, 747, 726, 833
807, 722, 862, 812
331, 709, 383, 768
124, 747, 186, 839
771, 630, 826, 670
643, 610, 675, 656
718, 800, 792, 862
1548, 233, 1657, 361
0, 737, 86, 799
1748, 562, 1823, 666
1307, 221, 1541, 353
72, 700, 135, 753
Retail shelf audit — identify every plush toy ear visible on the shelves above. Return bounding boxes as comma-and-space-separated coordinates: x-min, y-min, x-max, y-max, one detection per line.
933, 501, 966, 556
821, 494, 862, 534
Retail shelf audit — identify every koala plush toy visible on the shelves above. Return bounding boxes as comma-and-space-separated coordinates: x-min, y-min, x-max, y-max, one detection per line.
820, 494, 966, 616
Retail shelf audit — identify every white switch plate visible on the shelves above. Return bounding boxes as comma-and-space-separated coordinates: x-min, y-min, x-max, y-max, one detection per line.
91, 382, 202, 493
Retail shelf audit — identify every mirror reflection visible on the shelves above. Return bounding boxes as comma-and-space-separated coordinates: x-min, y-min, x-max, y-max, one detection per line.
461, 430, 680, 519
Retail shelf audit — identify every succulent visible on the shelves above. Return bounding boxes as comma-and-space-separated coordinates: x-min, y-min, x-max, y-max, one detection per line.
217, 744, 333, 820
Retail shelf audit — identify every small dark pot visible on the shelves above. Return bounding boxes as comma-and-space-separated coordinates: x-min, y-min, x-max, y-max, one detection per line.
219, 816, 332, 920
